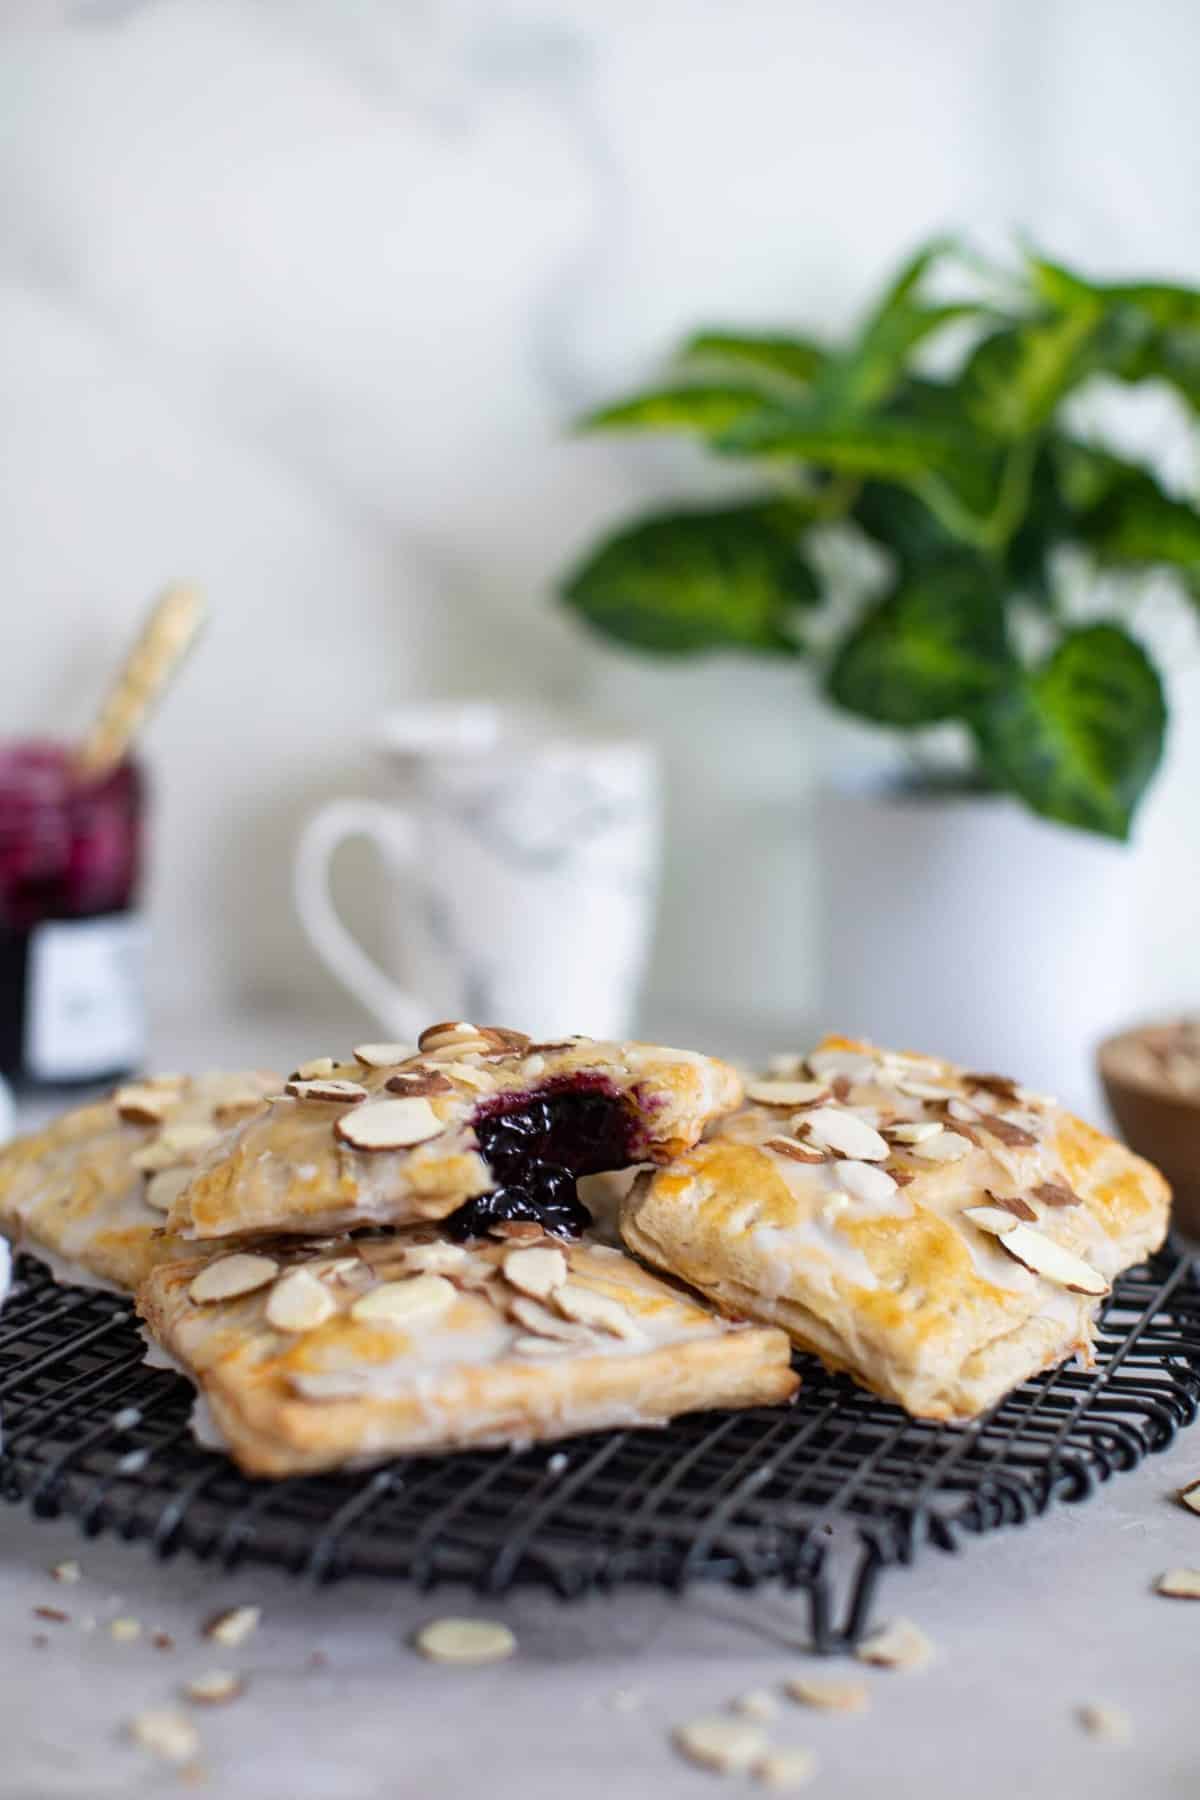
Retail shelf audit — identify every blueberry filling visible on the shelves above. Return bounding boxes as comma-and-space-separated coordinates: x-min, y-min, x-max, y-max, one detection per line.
445, 1084, 637, 1241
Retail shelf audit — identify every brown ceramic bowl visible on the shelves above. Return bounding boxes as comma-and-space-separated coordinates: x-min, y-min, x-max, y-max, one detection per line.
1098, 1019, 1200, 1240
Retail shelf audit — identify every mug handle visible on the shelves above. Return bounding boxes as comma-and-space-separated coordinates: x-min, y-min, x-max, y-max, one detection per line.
293, 799, 430, 1041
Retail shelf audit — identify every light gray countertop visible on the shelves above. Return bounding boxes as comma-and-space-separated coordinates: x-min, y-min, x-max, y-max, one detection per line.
3, 1007, 1198, 1798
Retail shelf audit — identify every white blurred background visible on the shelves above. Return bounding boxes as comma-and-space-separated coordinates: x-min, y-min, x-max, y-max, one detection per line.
2, 0, 1198, 1049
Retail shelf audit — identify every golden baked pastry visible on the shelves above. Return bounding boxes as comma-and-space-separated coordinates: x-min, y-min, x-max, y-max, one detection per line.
136, 1230, 798, 1476
0, 1071, 279, 1293
621, 1035, 1170, 1422
169, 1024, 742, 1245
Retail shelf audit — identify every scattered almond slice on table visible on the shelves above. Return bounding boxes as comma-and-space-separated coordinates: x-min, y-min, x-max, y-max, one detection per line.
786, 1674, 869, 1713
1078, 1703, 1132, 1744
129, 1708, 199, 1765
673, 1716, 768, 1774
50, 1559, 80, 1584
184, 1669, 245, 1705
204, 1604, 260, 1647
415, 1618, 516, 1665
1156, 1567, 1200, 1598
855, 1617, 934, 1671
733, 1690, 779, 1721
110, 1616, 141, 1642
755, 1747, 819, 1791
1179, 1481, 1200, 1516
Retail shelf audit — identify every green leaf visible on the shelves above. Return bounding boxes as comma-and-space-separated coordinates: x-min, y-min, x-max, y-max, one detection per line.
578, 385, 773, 438
678, 331, 825, 386
826, 561, 1012, 727
1054, 442, 1200, 574
971, 624, 1166, 839
961, 305, 1104, 438
718, 409, 967, 475
559, 503, 817, 656
851, 480, 961, 569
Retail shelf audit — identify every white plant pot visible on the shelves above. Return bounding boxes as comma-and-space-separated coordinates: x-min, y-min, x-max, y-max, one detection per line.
815, 784, 1140, 1113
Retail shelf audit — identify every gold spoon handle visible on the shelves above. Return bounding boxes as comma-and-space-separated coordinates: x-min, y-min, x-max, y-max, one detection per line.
75, 583, 206, 782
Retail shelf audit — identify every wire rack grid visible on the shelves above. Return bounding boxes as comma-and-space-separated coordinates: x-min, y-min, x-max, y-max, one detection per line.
1, 1246, 1197, 1650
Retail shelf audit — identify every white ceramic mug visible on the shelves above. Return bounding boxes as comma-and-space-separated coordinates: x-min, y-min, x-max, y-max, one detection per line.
294, 706, 661, 1044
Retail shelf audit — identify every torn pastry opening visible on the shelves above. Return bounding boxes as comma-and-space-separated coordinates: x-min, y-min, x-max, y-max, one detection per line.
447, 1075, 644, 1242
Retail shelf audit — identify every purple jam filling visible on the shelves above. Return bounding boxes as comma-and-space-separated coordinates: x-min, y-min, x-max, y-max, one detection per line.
445, 1078, 640, 1242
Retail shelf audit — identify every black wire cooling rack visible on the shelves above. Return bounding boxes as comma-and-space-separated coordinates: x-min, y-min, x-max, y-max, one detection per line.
2, 1246, 1198, 1650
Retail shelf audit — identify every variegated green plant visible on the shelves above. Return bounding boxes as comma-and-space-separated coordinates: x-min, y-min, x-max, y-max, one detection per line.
559, 244, 1200, 838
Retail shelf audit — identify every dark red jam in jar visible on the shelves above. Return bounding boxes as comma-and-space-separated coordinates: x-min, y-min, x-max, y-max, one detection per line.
0, 744, 146, 1085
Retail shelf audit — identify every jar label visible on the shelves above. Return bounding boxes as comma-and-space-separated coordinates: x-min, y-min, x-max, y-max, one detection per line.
25, 913, 146, 1081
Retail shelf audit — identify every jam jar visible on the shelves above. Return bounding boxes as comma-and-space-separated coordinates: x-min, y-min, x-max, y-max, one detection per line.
0, 743, 146, 1085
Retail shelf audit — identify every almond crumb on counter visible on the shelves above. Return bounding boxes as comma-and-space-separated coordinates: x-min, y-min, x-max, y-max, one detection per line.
673, 1716, 768, 1774
786, 1674, 869, 1712
129, 1707, 200, 1764
203, 1604, 261, 1647
152, 1632, 175, 1651
1155, 1568, 1200, 1599
414, 1618, 516, 1665
50, 1560, 81, 1584
1177, 1480, 1200, 1517
110, 1617, 142, 1642
734, 1690, 779, 1721
33, 1606, 69, 1624
855, 1617, 934, 1671
1078, 1703, 1132, 1744
184, 1669, 245, 1706
754, 1747, 819, 1790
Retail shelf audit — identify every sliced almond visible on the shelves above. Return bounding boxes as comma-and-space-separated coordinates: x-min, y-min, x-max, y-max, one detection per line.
1156, 1567, 1200, 1598
786, 1675, 869, 1713
115, 1085, 172, 1126
964, 1071, 1021, 1100
158, 1123, 222, 1159
110, 1617, 142, 1642
292, 1057, 337, 1080
799, 1107, 888, 1162
856, 1617, 934, 1671
129, 1708, 199, 1764
837, 1161, 898, 1205
392, 1240, 468, 1276
754, 1747, 819, 1790
766, 1135, 827, 1165
1178, 1480, 1200, 1516
509, 1295, 592, 1342
1033, 1179, 1082, 1209
673, 1716, 767, 1775
212, 1091, 267, 1125
350, 1274, 456, 1326
733, 1690, 778, 1721
1078, 1703, 1131, 1744
203, 1605, 260, 1647
335, 1097, 444, 1151
962, 1204, 1021, 1236
188, 1254, 279, 1305
893, 1076, 956, 1101
996, 1223, 1109, 1296
885, 1120, 943, 1145
265, 1268, 337, 1333
908, 1128, 972, 1163
746, 1079, 830, 1108
503, 1245, 568, 1301
184, 1669, 245, 1706
50, 1560, 81, 1584
977, 1112, 1038, 1148
440, 1063, 496, 1092
555, 1283, 643, 1340
285, 1078, 369, 1104
418, 1021, 482, 1051
945, 1097, 979, 1122
984, 1190, 1038, 1222
352, 1042, 416, 1068
289, 1369, 373, 1400
144, 1167, 193, 1215
386, 1071, 453, 1097
414, 1617, 516, 1665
